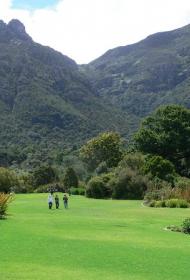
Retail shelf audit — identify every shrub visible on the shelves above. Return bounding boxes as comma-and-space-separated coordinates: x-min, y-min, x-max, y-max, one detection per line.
144, 183, 174, 202
0, 167, 18, 193
63, 167, 79, 189
154, 200, 166, 207
165, 199, 179, 208
31, 165, 57, 187
12, 184, 33, 194
149, 200, 156, 207
34, 184, 50, 193
182, 218, 190, 234
148, 198, 189, 208
86, 175, 111, 199
0, 193, 14, 219
110, 168, 150, 199
178, 199, 189, 208
70, 187, 85, 195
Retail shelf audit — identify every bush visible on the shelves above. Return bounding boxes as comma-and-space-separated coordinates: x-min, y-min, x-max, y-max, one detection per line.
0, 167, 18, 193
154, 200, 166, 207
165, 199, 180, 208
148, 198, 189, 208
0, 193, 14, 219
149, 200, 156, 207
63, 167, 79, 189
86, 175, 112, 199
144, 182, 174, 202
12, 184, 33, 194
178, 199, 189, 208
110, 168, 150, 199
182, 218, 190, 234
31, 165, 57, 187
70, 187, 85, 195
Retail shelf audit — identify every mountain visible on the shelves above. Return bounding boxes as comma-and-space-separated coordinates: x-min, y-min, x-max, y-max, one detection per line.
1, 19, 190, 166
84, 24, 190, 118
0, 19, 131, 162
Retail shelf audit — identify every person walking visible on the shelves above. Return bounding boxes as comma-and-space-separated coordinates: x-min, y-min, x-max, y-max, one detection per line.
63, 194, 68, 209
55, 194, 59, 209
48, 193, 53, 209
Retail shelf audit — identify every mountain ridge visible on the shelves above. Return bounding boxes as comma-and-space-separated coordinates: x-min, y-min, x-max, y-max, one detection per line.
1, 19, 190, 166
0, 19, 131, 161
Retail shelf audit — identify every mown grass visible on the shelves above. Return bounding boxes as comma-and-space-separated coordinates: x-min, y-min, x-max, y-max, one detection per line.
0, 194, 190, 280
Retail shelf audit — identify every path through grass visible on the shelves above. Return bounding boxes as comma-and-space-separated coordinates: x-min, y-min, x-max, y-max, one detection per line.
0, 194, 190, 280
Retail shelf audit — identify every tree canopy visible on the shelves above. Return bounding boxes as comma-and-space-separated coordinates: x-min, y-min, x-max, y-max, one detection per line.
63, 167, 79, 189
80, 132, 123, 171
134, 105, 190, 175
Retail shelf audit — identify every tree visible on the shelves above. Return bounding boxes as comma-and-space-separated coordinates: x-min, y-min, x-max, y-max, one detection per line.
63, 167, 78, 189
32, 165, 57, 187
134, 105, 190, 175
109, 168, 149, 199
143, 155, 176, 184
0, 167, 18, 193
80, 132, 123, 171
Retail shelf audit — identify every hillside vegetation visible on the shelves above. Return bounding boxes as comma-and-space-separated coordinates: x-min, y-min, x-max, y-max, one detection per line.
0, 19, 130, 164
84, 24, 190, 118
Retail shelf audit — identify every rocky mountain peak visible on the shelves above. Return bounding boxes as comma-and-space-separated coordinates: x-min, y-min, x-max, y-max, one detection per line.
7, 19, 32, 41
0, 19, 32, 42
8, 19, 26, 33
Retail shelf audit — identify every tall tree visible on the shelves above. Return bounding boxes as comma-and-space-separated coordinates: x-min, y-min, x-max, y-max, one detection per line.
80, 132, 123, 171
134, 105, 190, 175
32, 165, 57, 187
63, 167, 79, 189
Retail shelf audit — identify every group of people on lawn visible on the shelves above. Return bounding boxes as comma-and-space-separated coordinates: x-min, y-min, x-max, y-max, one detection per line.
48, 193, 69, 210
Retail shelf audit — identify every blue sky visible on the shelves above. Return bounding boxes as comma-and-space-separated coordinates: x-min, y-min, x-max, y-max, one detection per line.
12, 0, 59, 10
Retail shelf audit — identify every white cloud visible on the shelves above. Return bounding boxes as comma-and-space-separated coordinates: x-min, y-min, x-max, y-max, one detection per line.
0, 0, 190, 63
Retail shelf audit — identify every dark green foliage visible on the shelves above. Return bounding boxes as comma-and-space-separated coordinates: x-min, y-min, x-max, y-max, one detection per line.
86, 174, 112, 199
110, 168, 149, 199
0, 19, 130, 166
134, 105, 190, 176
0, 167, 18, 193
80, 132, 123, 171
63, 167, 79, 189
119, 153, 145, 172
143, 155, 176, 184
32, 165, 57, 187
95, 162, 108, 175
182, 218, 190, 234
70, 187, 85, 195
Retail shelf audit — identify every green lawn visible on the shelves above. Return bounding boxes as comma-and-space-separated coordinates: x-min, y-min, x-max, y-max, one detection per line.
1, 194, 190, 280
